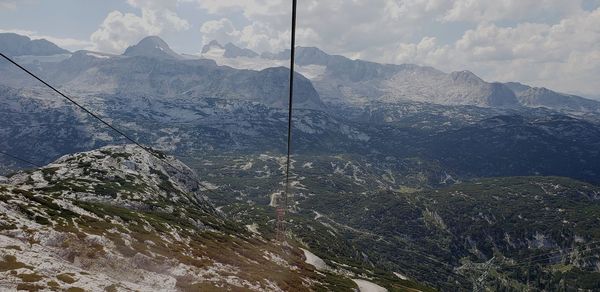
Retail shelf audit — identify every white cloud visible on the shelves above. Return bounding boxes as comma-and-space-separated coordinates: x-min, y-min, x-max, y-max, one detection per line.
200, 18, 240, 45
90, 11, 160, 53
126, 0, 189, 30
0, 29, 92, 51
195, 0, 291, 52
188, 0, 600, 94
18, 0, 579, 95
442, 0, 583, 23
194, 0, 445, 53
192, 0, 591, 53
365, 8, 600, 95
90, 0, 189, 54
196, 0, 288, 21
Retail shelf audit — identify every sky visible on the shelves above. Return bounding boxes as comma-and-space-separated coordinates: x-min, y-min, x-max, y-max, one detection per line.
1, 0, 600, 97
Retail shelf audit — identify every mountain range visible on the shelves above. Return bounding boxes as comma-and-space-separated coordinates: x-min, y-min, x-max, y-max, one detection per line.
200, 40, 600, 113
1, 35, 323, 110
3, 33, 599, 114
2, 33, 600, 290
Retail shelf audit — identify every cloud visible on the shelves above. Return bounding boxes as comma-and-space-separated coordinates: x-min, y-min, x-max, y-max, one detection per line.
192, 0, 592, 53
442, 0, 583, 23
0, 0, 17, 10
90, 11, 161, 53
196, 0, 288, 22
126, 0, 189, 30
0, 29, 92, 51
200, 18, 292, 52
193, 0, 600, 95
90, 0, 189, 54
194, 0, 447, 53
194, 0, 292, 52
84, 0, 600, 95
367, 8, 600, 95
200, 18, 240, 45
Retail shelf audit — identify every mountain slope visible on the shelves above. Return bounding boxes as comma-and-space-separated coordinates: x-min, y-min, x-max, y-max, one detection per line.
0, 145, 421, 291
184, 148, 600, 290
202, 41, 260, 58
191, 152, 600, 289
305, 176, 600, 290
207, 42, 600, 113
3, 81, 600, 186
220, 45, 522, 108
290, 47, 600, 112
0, 36, 324, 110
506, 82, 600, 113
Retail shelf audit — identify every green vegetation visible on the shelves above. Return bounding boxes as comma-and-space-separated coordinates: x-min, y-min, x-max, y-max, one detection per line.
15, 283, 44, 291
197, 153, 600, 290
17, 146, 600, 290
56, 273, 77, 284
100, 149, 132, 159
0, 255, 32, 272
17, 273, 44, 282
4, 245, 22, 251
47, 281, 60, 288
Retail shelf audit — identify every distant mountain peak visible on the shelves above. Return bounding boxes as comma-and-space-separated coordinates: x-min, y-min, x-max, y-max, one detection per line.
123, 36, 182, 60
507, 82, 600, 113
297, 46, 328, 54
529, 86, 553, 94
449, 70, 483, 83
261, 49, 291, 60
504, 82, 531, 95
0, 32, 69, 57
223, 42, 259, 58
201, 40, 258, 58
201, 40, 224, 54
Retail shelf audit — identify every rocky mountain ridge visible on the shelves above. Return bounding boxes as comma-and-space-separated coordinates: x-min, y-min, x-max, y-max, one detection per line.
202, 40, 600, 113
0, 35, 324, 110
506, 82, 600, 113
123, 36, 183, 60
0, 33, 69, 57
2, 32, 598, 113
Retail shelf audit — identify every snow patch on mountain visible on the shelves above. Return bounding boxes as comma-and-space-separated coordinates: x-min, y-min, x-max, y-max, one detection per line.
300, 248, 330, 271
85, 52, 111, 59
352, 279, 388, 292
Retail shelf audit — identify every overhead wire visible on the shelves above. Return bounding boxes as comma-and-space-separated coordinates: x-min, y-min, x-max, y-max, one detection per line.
283, 0, 298, 211
0, 53, 152, 151
0, 150, 42, 168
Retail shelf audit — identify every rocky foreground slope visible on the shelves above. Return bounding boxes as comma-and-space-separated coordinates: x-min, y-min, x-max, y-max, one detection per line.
0, 145, 423, 291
